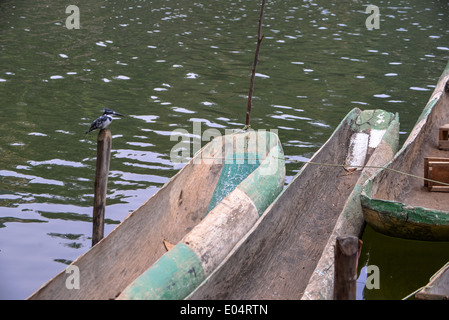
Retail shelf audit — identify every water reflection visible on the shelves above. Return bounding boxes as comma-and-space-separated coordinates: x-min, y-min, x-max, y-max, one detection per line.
0, 0, 448, 299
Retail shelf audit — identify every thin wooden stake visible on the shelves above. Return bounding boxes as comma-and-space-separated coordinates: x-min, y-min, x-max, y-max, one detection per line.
333, 236, 363, 300
245, 0, 266, 128
92, 129, 112, 246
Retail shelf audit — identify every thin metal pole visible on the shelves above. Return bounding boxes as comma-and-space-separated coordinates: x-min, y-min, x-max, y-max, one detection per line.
92, 129, 112, 246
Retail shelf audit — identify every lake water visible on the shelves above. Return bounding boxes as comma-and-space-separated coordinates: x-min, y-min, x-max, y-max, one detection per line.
1, 0, 448, 300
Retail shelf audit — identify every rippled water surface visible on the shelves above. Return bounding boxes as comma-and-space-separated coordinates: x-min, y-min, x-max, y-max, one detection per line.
1, 0, 449, 299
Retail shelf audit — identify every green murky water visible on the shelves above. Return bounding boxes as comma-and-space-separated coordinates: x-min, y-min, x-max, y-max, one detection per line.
1, 0, 448, 299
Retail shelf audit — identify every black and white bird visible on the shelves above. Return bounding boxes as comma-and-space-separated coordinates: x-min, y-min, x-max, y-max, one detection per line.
85, 108, 124, 134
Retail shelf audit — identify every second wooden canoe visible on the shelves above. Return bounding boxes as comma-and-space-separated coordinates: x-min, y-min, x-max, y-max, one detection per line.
361, 61, 449, 241
187, 108, 399, 300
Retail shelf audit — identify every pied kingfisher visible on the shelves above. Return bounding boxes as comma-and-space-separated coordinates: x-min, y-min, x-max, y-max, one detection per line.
85, 108, 124, 134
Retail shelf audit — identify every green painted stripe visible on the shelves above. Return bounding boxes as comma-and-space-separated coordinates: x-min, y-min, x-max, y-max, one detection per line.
118, 243, 205, 300
361, 194, 449, 227
206, 131, 285, 216
355, 109, 394, 131
206, 151, 260, 216
237, 143, 285, 215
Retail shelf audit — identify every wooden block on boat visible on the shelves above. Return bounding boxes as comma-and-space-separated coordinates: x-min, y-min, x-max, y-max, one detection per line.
438, 124, 449, 150
439, 141, 449, 150
424, 157, 449, 192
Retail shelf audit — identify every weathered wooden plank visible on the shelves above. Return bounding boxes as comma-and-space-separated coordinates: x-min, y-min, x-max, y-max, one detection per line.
92, 129, 112, 246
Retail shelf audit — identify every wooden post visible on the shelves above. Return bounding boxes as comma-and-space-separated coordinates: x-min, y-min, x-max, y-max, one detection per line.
92, 129, 112, 246
333, 236, 363, 300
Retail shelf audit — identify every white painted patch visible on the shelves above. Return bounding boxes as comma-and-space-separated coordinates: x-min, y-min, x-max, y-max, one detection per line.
345, 132, 369, 170
368, 129, 386, 148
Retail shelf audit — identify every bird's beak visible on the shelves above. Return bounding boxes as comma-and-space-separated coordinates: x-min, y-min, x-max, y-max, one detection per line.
114, 112, 124, 117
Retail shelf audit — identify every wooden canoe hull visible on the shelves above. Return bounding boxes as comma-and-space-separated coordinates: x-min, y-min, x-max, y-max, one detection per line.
187, 108, 399, 300
361, 61, 449, 241
118, 131, 285, 300
303, 111, 399, 300
416, 262, 449, 300
28, 131, 285, 300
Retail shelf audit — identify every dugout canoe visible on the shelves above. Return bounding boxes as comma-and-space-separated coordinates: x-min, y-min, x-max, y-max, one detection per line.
187, 108, 399, 300
28, 130, 285, 300
361, 61, 449, 241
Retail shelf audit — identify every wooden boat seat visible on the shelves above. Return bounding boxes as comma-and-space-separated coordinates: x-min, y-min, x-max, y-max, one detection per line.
438, 124, 449, 150
424, 157, 449, 192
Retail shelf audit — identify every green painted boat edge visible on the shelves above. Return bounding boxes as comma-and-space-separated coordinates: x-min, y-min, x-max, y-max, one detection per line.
237, 134, 285, 215
360, 61, 449, 240
361, 179, 449, 240
361, 178, 449, 227
206, 130, 285, 216
118, 243, 205, 300
205, 150, 260, 216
